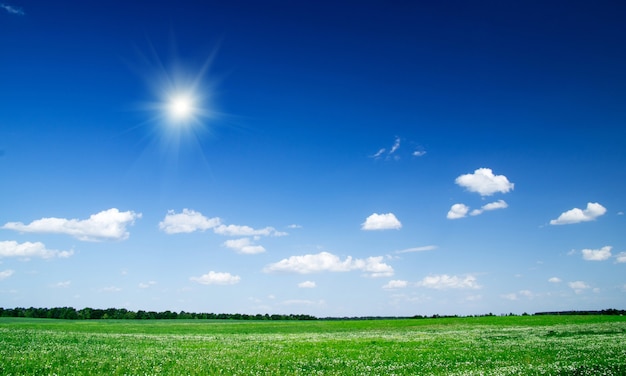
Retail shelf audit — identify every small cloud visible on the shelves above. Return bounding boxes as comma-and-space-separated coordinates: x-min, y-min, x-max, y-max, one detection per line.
568, 281, 590, 294
3, 208, 141, 241
287, 224, 302, 229
416, 274, 481, 290
190, 271, 240, 285
371, 148, 386, 159
382, 280, 408, 289
389, 137, 401, 154
280, 299, 325, 307
139, 281, 157, 289
361, 213, 402, 230
447, 203, 469, 219
214, 224, 287, 237
298, 280, 316, 288
0, 240, 73, 260
455, 168, 514, 196
548, 277, 562, 283
223, 238, 266, 254
100, 286, 122, 293
52, 281, 71, 288
550, 202, 606, 225
264, 251, 393, 278
581, 246, 612, 261
412, 150, 426, 157
1, 3, 24, 15
0, 269, 14, 280
616, 252, 626, 263
159, 209, 221, 234
501, 293, 518, 301
395, 245, 437, 254
470, 200, 508, 216
618, 211, 624, 216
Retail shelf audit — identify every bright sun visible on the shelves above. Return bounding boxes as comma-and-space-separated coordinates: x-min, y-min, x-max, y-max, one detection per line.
167, 94, 195, 123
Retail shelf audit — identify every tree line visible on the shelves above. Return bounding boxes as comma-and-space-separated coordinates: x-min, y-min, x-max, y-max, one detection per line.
0, 307, 317, 321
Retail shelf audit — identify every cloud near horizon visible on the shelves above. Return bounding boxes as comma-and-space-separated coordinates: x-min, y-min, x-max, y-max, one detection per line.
0, 240, 73, 259
2, 208, 141, 241
455, 168, 514, 196
416, 274, 481, 290
550, 202, 606, 225
190, 271, 241, 285
264, 251, 394, 278
361, 213, 402, 230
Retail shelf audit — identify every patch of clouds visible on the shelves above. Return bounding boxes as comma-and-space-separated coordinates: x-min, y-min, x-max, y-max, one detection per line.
548, 277, 562, 283
190, 271, 241, 285
362, 213, 402, 230
412, 150, 426, 157
264, 251, 393, 278
3, 208, 141, 241
371, 137, 426, 160
0, 269, 14, 280
287, 224, 302, 229
1, 3, 24, 15
568, 281, 590, 294
615, 252, 626, 264
447, 203, 469, 219
382, 280, 408, 289
214, 224, 287, 237
581, 246, 612, 261
395, 245, 437, 254
550, 202, 606, 225
0, 240, 73, 260
455, 168, 514, 196
470, 200, 508, 216
159, 209, 221, 234
52, 281, 71, 288
223, 238, 266, 254
100, 286, 122, 293
416, 274, 481, 290
139, 281, 157, 289
298, 280, 316, 288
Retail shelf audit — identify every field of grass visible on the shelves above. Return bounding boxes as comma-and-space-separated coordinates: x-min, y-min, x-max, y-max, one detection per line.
1, 315, 625, 375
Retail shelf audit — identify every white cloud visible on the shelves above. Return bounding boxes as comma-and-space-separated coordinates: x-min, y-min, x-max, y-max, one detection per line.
190, 271, 240, 285
395, 245, 437, 254
100, 286, 122, 292
223, 238, 266, 254
298, 281, 316, 288
3, 208, 141, 241
264, 251, 394, 278
361, 213, 402, 230
455, 168, 514, 196
568, 281, 590, 294
159, 209, 221, 234
139, 281, 157, 289
581, 246, 612, 261
412, 150, 426, 157
1, 3, 24, 15
287, 224, 302, 229
214, 224, 287, 237
416, 274, 481, 290
501, 293, 518, 301
0, 241, 73, 259
548, 277, 562, 283
0, 269, 14, 280
447, 203, 469, 219
371, 148, 386, 159
470, 200, 508, 216
550, 202, 606, 225
616, 252, 626, 263
382, 280, 408, 289
390, 137, 401, 154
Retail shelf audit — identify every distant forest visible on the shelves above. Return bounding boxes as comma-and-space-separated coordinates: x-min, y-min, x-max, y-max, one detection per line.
1, 307, 624, 321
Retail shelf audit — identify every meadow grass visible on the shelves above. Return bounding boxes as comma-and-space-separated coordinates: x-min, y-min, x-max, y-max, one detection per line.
1, 315, 625, 375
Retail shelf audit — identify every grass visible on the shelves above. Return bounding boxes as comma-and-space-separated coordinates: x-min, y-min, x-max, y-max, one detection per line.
1, 315, 625, 375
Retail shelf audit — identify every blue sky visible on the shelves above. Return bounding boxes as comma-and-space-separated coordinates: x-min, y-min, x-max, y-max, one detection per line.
1, 1, 625, 317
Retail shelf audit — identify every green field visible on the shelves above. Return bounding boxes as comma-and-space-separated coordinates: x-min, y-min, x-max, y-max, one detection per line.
1, 315, 625, 375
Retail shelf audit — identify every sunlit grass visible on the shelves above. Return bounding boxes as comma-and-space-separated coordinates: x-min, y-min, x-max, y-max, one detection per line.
1, 315, 625, 375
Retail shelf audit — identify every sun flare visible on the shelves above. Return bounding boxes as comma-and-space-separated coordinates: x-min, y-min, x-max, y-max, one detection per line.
167, 94, 195, 122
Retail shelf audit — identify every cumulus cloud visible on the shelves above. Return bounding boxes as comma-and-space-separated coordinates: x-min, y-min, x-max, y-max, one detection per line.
361, 213, 402, 230
264, 251, 394, 278
3, 208, 141, 241
1, 3, 24, 15
568, 281, 590, 294
548, 277, 562, 283
581, 246, 612, 261
159, 209, 221, 234
616, 252, 626, 263
395, 245, 437, 254
223, 238, 266, 254
455, 168, 514, 196
298, 281, 316, 288
139, 281, 157, 289
550, 202, 607, 225
470, 200, 508, 216
0, 269, 14, 280
447, 203, 469, 219
0, 240, 73, 259
382, 280, 408, 289
416, 274, 481, 290
190, 271, 241, 285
